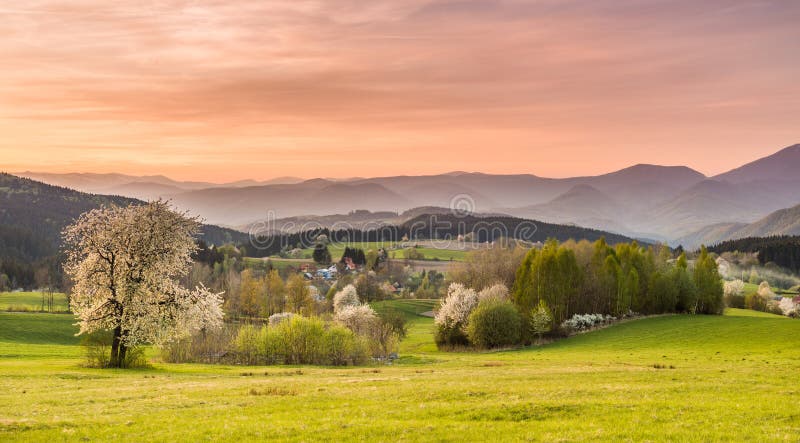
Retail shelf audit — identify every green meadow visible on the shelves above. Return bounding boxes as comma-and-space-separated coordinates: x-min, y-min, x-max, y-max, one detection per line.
270, 241, 469, 262
1, 304, 799, 441
0, 291, 69, 313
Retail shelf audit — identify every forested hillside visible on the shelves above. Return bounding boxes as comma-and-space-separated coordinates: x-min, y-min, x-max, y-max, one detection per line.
246, 213, 641, 258
0, 173, 247, 289
709, 236, 800, 273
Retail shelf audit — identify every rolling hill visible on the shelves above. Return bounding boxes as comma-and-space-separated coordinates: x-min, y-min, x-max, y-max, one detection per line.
508, 184, 631, 235
713, 143, 800, 183
16, 143, 800, 244
0, 173, 248, 264
677, 203, 800, 248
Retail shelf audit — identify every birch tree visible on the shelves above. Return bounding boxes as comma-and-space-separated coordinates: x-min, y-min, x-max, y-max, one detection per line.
63, 201, 223, 367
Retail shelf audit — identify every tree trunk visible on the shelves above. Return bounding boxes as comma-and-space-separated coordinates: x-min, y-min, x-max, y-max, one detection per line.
110, 325, 123, 368
118, 343, 128, 367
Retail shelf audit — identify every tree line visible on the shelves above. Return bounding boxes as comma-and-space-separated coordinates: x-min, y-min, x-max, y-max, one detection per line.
709, 236, 800, 274
247, 214, 640, 258
512, 239, 724, 334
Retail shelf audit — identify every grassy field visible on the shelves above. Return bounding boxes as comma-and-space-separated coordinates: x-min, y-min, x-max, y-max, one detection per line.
1, 304, 800, 441
265, 241, 470, 262
243, 257, 313, 271
0, 291, 69, 313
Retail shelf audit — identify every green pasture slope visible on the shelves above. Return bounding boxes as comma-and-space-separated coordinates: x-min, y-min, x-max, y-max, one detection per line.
1, 304, 799, 441
268, 241, 468, 262
0, 291, 69, 312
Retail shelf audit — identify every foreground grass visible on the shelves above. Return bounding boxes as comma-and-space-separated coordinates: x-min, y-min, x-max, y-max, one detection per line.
1, 307, 799, 441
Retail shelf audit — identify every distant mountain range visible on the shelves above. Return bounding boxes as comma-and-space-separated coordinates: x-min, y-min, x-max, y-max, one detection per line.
0, 173, 637, 275
0, 173, 248, 263
15, 143, 800, 244
678, 203, 800, 249
15, 172, 306, 201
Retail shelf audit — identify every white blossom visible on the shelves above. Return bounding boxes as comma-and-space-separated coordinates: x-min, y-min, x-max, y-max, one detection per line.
477, 284, 509, 301
757, 281, 775, 299
334, 304, 377, 336
561, 313, 616, 332
723, 279, 744, 297
333, 284, 360, 313
434, 283, 479, 329
778, 297, 795, 316
63, 201, 224, 357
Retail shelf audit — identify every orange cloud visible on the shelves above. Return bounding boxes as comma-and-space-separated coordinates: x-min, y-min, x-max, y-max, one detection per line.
1, 0, 798, 181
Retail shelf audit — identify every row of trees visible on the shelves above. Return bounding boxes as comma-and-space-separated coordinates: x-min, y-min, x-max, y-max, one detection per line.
436, 239, 725, 349
245, 214, 637, 258
710, 236, 800, 274
228, 270, 316, 318
512, 239, 724, 332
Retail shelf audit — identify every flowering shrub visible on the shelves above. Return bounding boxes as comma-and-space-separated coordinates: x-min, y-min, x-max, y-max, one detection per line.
561, 313, 616, 332
477, 284, 509, 302
757, 281, 776, 299
334, 304, 378, 336
333, 285, 361, 313
778, 297, 796, 316
435, 283, 479, 328
723, 279, 744, 297
434, 283, 479, 347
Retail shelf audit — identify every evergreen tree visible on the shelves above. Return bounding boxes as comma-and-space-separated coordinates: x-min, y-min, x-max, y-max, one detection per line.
312, 243, 332, 264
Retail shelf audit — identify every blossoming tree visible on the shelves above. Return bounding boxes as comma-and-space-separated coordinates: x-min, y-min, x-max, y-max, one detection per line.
63, 201, 224, 367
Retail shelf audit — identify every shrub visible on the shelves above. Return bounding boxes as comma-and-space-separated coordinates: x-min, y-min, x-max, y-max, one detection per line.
766, 301, 784, 316
529, 300, 553, 341
434, 322, 470, 348
466, 298, 522, 349
434, 283, 479, 348
745, 292, 767, 311
234, 324, 262, 365
561, 313, 616, 333
334, 305, 378, 336
377, 307, 408, 339
268, 312, 295, 327
725, 294, 746, 309
778, 297, 795, 315
161, 325, 236, 364
724, 280, 745, 297
477, 284, 510, 301
758, 281, 775, 298
280, 316, 326, 364
324, 325, 370, 366
333, 285, 360, 313
233, 316, 369, 366
81, 330, 113, 368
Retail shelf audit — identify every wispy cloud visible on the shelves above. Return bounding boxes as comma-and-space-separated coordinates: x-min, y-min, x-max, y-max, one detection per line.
1, 0, 799, 179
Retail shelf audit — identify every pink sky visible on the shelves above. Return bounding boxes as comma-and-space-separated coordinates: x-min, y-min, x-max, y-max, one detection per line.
1, 0, 798, 181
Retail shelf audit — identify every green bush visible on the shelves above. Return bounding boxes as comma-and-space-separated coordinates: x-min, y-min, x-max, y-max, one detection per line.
466, 299, 522, 349
745, 293, 767, 311
233, 316, 369, 366
724, 294, 745, 309
434, 323, 470, 348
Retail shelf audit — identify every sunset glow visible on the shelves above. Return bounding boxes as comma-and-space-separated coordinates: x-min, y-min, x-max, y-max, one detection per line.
1, 0, 798, 181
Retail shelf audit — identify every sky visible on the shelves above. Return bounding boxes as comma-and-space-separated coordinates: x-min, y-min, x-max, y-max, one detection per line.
1, 0, 799, 182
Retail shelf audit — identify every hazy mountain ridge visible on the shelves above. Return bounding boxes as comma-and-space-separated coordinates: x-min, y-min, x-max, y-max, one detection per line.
0, 173, 248, 260
16, 143, 800, 242
677, 204, 800, 248
712, 144, 800, 184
